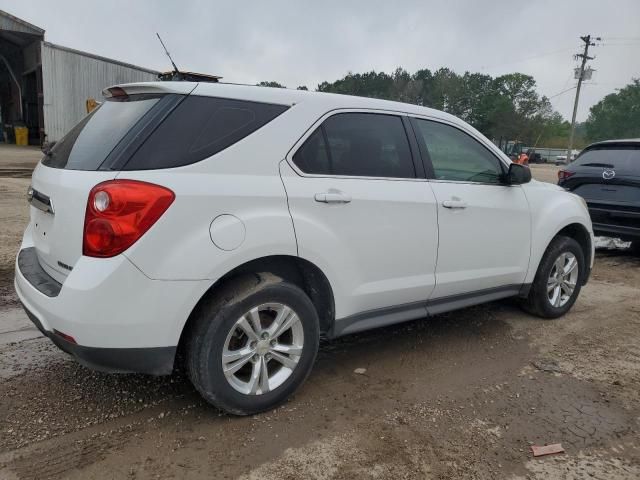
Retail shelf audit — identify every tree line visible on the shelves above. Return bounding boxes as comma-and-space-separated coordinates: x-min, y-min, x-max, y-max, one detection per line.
258, 70, 640, 147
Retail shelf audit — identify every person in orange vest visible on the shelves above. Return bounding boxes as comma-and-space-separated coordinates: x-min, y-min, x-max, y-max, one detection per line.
515, 152, 529, 165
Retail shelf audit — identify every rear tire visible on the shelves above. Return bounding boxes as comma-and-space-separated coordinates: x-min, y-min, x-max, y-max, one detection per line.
630, 240, 640, 256
522, 236, 585, 319
186, 273, 319, 415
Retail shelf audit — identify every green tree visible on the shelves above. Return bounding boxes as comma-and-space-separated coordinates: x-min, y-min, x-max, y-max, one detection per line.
317, 71, 394, 99
412, 68, 434, 106
388, 68, 418, 104
257, 81, 286, 88
316, 67, 568, 145
585, 79, 640, 141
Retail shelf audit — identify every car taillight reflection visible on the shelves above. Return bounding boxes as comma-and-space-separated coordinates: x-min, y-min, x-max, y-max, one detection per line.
558, 170, 576, 181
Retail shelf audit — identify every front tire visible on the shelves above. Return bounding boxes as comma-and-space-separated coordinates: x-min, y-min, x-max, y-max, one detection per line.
186, 273, 320, 415
522, 236, 585, 319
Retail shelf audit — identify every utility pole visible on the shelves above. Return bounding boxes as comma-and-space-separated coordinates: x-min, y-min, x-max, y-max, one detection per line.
566, 35, 598, 163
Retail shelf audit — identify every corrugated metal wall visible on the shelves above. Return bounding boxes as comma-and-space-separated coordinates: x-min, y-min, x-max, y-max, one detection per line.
41, 42, 157, 142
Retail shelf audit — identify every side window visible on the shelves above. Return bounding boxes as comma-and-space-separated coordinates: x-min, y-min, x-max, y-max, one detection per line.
123, 96, 288, 170
292, 113, 415, 178
413, 119, 503, 184
292, 128, 331, 174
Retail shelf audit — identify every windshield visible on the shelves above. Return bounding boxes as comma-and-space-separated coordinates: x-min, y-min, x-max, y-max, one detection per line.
42, 95, 162, 170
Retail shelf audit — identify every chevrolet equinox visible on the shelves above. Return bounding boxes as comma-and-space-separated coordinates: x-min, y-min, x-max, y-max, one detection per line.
15, 82, 594, 414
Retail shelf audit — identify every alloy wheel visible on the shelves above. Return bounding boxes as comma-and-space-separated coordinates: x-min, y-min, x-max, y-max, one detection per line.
221, 303, 304, 395
547, 252, 579, 308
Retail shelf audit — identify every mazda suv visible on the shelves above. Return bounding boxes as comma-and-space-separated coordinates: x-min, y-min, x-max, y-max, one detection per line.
558, 139, 640, 252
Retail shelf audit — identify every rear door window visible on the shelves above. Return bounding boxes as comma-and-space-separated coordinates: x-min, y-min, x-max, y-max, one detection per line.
291, 128, 331, 174
292, 113, 415, 178
42, 95, 162, 170
123, 96, 289, 170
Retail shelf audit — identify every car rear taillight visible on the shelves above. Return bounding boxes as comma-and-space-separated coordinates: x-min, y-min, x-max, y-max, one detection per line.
83, 180, 175, 258
104, 86, 129, 100
558, 170, 576, 181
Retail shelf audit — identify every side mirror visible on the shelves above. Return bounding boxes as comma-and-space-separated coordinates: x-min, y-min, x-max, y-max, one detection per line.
504, 163, 531, 185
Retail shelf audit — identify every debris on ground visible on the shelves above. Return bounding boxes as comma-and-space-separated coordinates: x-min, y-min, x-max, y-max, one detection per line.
532, 359, 563, 374
354, 368, 367, 375
594, 237, 631, 250
531, 443, 565, 457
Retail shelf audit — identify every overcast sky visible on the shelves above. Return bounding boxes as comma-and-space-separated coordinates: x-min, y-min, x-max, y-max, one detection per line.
4, 0, 640, 121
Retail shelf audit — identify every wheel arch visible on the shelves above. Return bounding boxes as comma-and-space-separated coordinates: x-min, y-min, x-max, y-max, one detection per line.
176, 255, 335, 361
555, 222, 592, 281
529, 221, 593, 287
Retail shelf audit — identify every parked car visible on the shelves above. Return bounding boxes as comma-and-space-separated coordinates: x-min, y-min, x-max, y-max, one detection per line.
555, 152, 578, 165
15, 82, 594, 414
558, 139, 640, 252
528, 151, 544, 164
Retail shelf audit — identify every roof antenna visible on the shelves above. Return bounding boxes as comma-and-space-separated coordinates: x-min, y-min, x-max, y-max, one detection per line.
155, 33, 221, 83
156, 33, 180, 79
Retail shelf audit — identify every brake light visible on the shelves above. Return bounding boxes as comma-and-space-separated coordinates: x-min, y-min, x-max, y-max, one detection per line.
558, 170, 575, 181
104, 86, 129, 99
83, 180, 175, 258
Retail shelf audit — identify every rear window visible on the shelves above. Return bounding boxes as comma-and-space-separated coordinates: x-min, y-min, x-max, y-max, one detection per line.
574, 147, 640, 172
42, 94, 289, 171
123, 96, 289, 170
42, 95, 161, 170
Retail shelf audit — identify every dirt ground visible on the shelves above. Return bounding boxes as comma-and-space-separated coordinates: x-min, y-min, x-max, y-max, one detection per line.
0, 154, 639, 479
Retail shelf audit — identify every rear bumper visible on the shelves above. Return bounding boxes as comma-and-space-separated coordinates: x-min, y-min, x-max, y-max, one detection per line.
20, 302, 176, 374
587, 202, 640, 241
592, 223, 640, 241
14, 244, 209, 375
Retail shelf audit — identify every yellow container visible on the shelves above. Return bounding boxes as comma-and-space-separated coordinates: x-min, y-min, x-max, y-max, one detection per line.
14, 126, 28, 146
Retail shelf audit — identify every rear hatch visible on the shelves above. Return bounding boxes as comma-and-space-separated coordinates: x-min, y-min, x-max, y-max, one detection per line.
567, 146, 640, 205
565, 145, 640, 235
29, 91, 173, 283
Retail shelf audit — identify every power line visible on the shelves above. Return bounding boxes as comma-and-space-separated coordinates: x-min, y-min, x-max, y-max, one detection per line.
595, 36, 640, 47
559, 70, 574, 92
478, 46, 575, 71
599, 36, 640, 41
598, 42, 640, 47
547, 85, 577, 99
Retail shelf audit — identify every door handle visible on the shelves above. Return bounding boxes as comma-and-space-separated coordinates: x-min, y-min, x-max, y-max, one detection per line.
442, 199, 467, 209
314, 192, 352, 204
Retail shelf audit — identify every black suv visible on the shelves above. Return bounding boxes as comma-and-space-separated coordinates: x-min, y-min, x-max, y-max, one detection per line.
558, 139, 640, 251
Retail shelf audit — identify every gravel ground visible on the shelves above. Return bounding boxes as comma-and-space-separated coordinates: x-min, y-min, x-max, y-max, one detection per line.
0, 158, 639, 479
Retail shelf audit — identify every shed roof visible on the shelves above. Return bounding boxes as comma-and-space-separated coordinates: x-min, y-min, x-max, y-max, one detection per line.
0, 9, 44, 35
0, 9, 44, 47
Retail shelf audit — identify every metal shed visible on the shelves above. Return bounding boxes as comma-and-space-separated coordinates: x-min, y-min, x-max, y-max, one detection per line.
0, 9, 158, 145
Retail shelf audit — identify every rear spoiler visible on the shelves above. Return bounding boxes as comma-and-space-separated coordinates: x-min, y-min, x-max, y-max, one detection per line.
102, 82, 199, 99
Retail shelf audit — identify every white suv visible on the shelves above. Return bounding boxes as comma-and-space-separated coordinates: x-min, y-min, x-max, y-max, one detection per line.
15, 82, 594, 414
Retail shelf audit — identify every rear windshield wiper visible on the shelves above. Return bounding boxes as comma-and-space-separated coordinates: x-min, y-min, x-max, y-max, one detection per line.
580, 162, 614, 168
